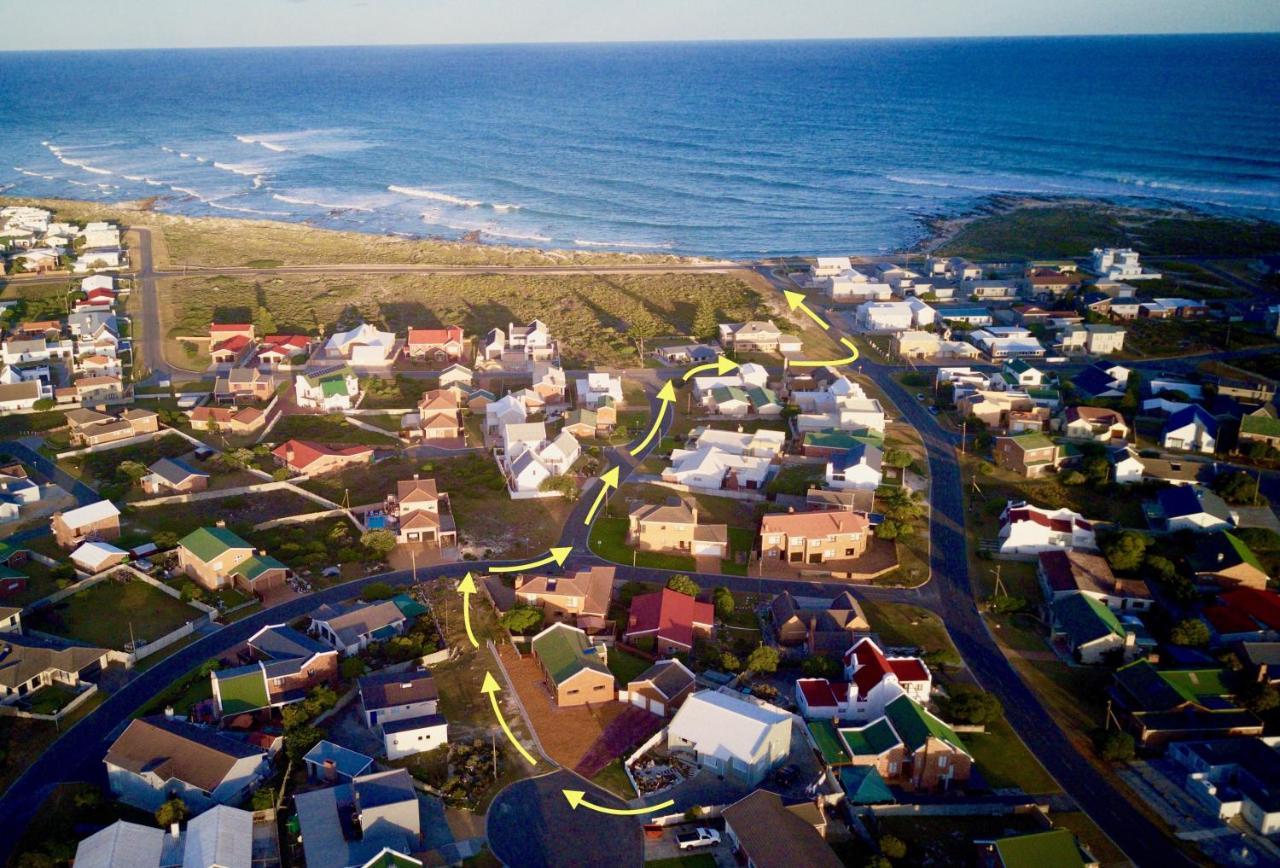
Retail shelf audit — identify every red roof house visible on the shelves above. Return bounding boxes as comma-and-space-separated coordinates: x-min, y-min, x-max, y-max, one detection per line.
271, 439, 374, 475
623, 588, 714, 653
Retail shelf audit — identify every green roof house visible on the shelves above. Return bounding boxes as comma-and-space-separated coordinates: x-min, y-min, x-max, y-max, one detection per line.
1240, 410, 1280, 450
1110, 659, 1262, 748
1051, 593, 1138, 665
295, 365, 360, 411
177, 525, 291, 594
530, 622, 614, 707
836, 695, 971, 791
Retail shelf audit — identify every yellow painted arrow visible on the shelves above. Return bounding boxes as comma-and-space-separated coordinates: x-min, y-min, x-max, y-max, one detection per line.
563, 790, 675, 816
489, 547, 573, 573
481, 672, 538, 766
786, 336, 861, 369
629, 380, 677, 457
680, 354, 739, 382
583, 466, 620, 526
457, 573, 479, 648
784, 290, 830, 330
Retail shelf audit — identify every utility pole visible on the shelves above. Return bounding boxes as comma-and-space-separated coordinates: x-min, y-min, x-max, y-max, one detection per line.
993, 564, 1007, 599
492, 732, 498, 781
960, 418, 967, 456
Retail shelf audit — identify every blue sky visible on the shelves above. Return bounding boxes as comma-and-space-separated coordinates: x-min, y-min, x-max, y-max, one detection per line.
3, 0, 1277, 51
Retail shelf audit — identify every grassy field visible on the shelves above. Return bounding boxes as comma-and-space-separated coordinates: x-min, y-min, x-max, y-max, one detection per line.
128, 489, 325, 538
271, 413, 399, 446
158, 270, 767, 368
27, 576, 202, 649
962, 715, 1060, 793
605, 646, 653, 684
860, 599, 960, 667
935, 200, 1280, 259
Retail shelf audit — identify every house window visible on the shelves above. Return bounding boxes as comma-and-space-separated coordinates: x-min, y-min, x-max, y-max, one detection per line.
938, 755, 948, 769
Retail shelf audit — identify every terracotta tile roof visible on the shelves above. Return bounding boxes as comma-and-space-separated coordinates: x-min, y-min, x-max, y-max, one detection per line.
797, 678, 840, 708
407, 326, 463, 345
271, 439, 373, 472
760, 509, 870, 538
625, 588, 714, 650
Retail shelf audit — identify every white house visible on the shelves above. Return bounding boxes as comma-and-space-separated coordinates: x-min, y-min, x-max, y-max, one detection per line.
812, 256, 853, 280
691, 362, 769, 404
683, 427, 786, 459
483, 320, 556, 363
666, 690, 791, 787
502, 422, 581, 496
825, 442, 883, 490
575, 372, 623, 408
1091, 247, 1161, 281
855, 298, 937, 332
1109, 446, 1146, 484
104, 717, 270, 814
663, 447, 774, 491
295, 366, 360, 412
382, 714, 448, 760
1162, 405, 1218, 454
827, 269, 892, 302
998, 501, 1097, 556
0, 380, 43, 412
323, 322, 398, 366
970, 327, 1045, 360
793, 376, 886, 434
73, 248, 123, 273
484, 393, 527, 438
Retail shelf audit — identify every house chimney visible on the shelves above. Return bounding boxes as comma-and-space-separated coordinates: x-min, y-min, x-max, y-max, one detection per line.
285, 443, 295, 464
323, 759, 337, 783
169, 822, 181, 839
258, 549, 267, 557
215, 519, 226, 529
1218, 552, 1225, 564
164, 705, 174, 719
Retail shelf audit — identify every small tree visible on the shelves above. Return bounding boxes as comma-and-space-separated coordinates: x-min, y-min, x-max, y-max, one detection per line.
340, 656, 368, 681
500, 606, 544, 635
1095, 729, 1135, 762
1170, 618, 1210, 647
284, 725, 325, 766
666, 574, 700, 597
154, 798, 188, 827
1240, 681, 1280, 715
360, 530, 397, 560
941, 684, 1003, 725
360, 581, 396, 601
746, 645, 780, 675
719, 651, 742, 672
32, 397, 56, 411
712, 586, 735, 618
251, 787, 277, 811
879, 834, 908, 860
692, 301, 719, 341
882, 448, 913, 470
1102, 530, 1149, 572
118, 460, 148, 483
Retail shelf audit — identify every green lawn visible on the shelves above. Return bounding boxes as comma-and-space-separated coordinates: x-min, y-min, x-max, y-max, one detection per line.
590, 758, 636, 800
607, 647, 653, 684
962, 716, 1060, 794
24, 684, 81, 716
139, 662, 215, 717
271, 413, 397, 446
590, 517, 696, 571
27, 577, 202, 649
860, 599, 960, 667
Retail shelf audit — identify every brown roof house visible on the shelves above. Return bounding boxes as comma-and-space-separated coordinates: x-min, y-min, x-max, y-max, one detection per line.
628, 498, 729, 559
1186, 532, 1271, 591
417, 389, 463, 441
1064, 406, 1130, 443
186, 405, 266, 435
530, 622, 614, 708
514, 565, 615, 628
176, 525, 290, 595
64, 407, 160, 447
0, 635, 109, 702
358, 667, 438, 729
759, 510, 870, 565
213, 366, 276, 403
51, 500, 120, 548
771, 590, 870, 653
722, 789, 843, 868
272, 439, 374, 476
140, 457, 210, 496
994, 433, 1061, 478
309, 600, 409, 656
105, 716, 270, 813
387, 476, 457, 547
1037, 550, 1152, 612
625, 658, 697, 717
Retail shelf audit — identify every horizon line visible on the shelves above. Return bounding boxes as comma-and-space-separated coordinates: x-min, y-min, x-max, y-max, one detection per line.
2, 29, 1278, 54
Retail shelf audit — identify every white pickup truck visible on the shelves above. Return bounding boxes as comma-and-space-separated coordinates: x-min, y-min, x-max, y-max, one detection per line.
676, 828, 721, 850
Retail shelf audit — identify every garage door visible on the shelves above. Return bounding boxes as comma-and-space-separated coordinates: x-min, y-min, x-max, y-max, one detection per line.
692, 541, 722, 556
648, 698, 665, 716
630, 693, 646, 709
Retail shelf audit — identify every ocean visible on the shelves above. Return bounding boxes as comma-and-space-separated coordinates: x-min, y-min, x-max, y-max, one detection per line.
2, 35, 1278, 258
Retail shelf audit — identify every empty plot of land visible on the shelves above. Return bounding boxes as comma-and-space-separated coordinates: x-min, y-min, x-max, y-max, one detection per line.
159, 271, 767, 368
26, 577, 201, 649
495, 643, 653, 775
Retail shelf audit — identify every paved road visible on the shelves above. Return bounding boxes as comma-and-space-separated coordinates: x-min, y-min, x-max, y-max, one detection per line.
4, 437, 98, 505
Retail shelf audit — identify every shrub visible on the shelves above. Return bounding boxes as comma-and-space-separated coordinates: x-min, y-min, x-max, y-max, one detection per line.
1095, 729, 1135, 762
666, 574, 700, 597
1170, 618, 1210, 647
712, 586, 734, 618
361, 581, 396, 601
154, 798, 187, 827
941, 684, 1003, 725
500, 605, 544, 635
360, 530, 397, 559
746, 645, 780, 675
879, 834, 907, 860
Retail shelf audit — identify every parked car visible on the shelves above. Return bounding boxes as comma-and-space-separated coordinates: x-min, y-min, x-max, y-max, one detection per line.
676, 828, 721, 851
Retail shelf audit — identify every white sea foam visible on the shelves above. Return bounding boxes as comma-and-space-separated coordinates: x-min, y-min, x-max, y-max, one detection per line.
236, 134, 290, 153
572, 237, 675, 250
492, 203, 521, 212
170, 186, 203, 198
204, 199, 289, 217
484, 228, 553, 243
143, 178, 165, 187
213, 161, 267, 177
272, 193, 374, 212
179, 152, 190, 159
122, 174, 144, 182
13, 167, 56, 181
391, 185, 485, 207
